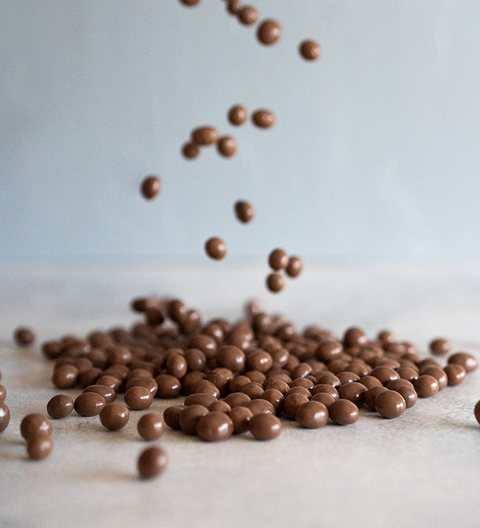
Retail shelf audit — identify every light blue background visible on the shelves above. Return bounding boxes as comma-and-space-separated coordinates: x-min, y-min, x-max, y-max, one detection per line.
1, 0, 480, 260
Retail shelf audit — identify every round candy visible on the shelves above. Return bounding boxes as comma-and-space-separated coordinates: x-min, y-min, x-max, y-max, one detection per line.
252, 109, 275, 128
74, 393, 106, 417
238, 5, 258, 25
182, 142, 200, 159
138, 413, 165, 441
235, 201, 254, 223
257, 19, 282, 45
299, 40, 321, 60
248, 413, 282, 440
266, 273, 285, 293
20, 413, 52, 440
99, 403, 130, 431
141, 176, 162, 199
296, 401, 328, 429
14, 327, 35, 346
196, 412, 234, 442
192, 126, 219, 145
47, 395, 74, 419
205, 237, 227, 260
374, 390, 406, 419
328, 399, 359, 425
268, 249, 289, 271
286, 256, 303, 277
217, 136, 237, 157
137, 446, 168, 480
27, 437, 53, 460
228, 105, 247, 125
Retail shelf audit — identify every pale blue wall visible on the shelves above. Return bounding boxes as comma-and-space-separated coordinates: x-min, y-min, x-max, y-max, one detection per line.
1, 0, 480, 259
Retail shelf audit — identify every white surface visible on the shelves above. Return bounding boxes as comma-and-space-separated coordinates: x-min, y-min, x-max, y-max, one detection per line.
1, 260, 480, 528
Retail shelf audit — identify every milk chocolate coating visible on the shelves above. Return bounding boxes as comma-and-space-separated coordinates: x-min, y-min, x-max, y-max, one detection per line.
205, 237, 227, 260
100, 403, 130, 431
14, 327, 35, 346
286, 256, 303, 278
257, 19, 282, 45
228, 406, 253, 434
414, 375, 439, 398
163, 405, 185, 430
447, 352, 478, 373
252, 109, 275, 128
235, 201, 254, 223
182, 142, 200, 159
20, 413, 52, 440
266, 273, 285, 293
228, 105, 247, 125
141, 176, 162, 199
47, 394, 74, 419
429, 338, 452, 356
299, 40, 321, 61
328, 399, 359, 425
296, 401, 328, 429
192, 126, 219, 145
137, 446, 168, 480
179, 404, 209, 435
217, 136, 237, 157
196, 412, 234, 442
0, 402, 10, 433
238, 5, 258, 25
444, 364, 466, 386
137, 413, 164, 441
83, 385, 116, 404
124, 386, 153, 410
374, 390, 406, 419
268, 249, 289, 271
227, 0, 242, 15
27, 437, 53, 460
74, 392, 106, 417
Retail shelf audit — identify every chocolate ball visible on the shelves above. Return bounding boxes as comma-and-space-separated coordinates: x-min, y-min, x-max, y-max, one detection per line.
217, 136, 237, 157
235, 200, 254, 223
257, 19, 282, 45
141, 176, 162, 199
205, 237, 227, 260
252, 109, 275, 128
299, 40, 321, 61
228, 105, 247, 125
237, 5, 258, 25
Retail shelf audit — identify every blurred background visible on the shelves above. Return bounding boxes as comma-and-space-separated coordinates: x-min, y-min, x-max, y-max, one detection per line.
1, 0, 480, 261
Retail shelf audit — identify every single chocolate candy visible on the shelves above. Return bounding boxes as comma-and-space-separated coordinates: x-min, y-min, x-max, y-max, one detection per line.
375, 390, 406, 419
328, 399, 359, 425
238, 5, 258, 25
196, 412, 234, 442
414, 375, 439, 398
296, 401, 328, 429
20, 413, 52, 440
137, 446, 168, 480
182, 142, 200, 159
100, 403, 130, 431
429, 338, 452, 356
228, 105, 247, 125
246, 399, 275, 416
209, 401, 231, 414
47, 395, 74, 419
14, 327, 35, 346
141, 176, 162, 199
252, 109, 275, 128
266, 273, 285, 293
397, 386, 417, 409
216, 345, 246, 372
125, 386, 153, 410
444, 364, 466, 386
27, 437, 53, 460
447, 352, 478, 373
344, 327, 368, 347
217, 136, 237, 157
74, 393, 106, 417
227, 0, 241, 15
268, 249, 289, 271
192, 126, 219, 145
249, 413, 282, 440
205, 237, 227, 260
257, 19, 282, 45
0, 402, 10, 433
155, 374, 182, 398
337, 382, 366, 407
52, 364, 79, 389
235, 200, 254, 223
286, 256, 303, 278
299, 40, 321, 61
137, 413, 164, 441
